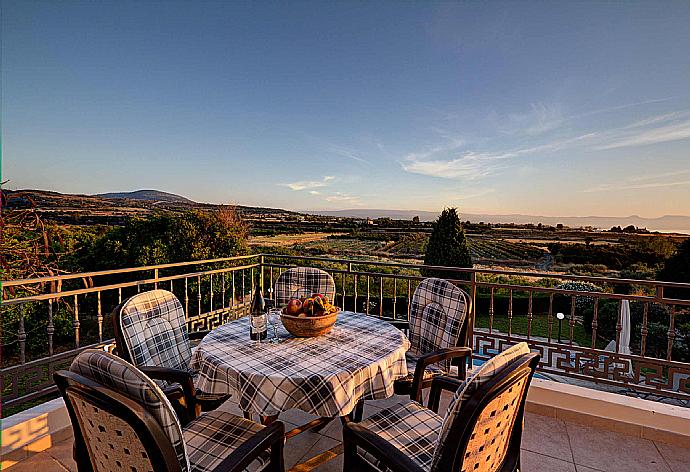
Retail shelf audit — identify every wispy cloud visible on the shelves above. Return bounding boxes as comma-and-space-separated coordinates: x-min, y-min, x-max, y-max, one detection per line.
401, 133, 596, 179
281, 175, 335, 191
325, 192, 363, 205
595, 118, 690, 150
582, 170, 690, 193
328, 146, 370, 164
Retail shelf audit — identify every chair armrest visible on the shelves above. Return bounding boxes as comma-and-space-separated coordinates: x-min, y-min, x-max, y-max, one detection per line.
428, 376, 466, 413
343, 423, 426, 472
411, 347, 472, 402
188, 330, 210, 340
139, 366, 197, 420
213, 421, 285, 472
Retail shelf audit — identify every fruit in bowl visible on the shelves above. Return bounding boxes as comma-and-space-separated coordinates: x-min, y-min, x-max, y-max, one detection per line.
281, 294, 340, 336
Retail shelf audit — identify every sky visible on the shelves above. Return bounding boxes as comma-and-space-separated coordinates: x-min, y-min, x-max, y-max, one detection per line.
2, 1, 690, 217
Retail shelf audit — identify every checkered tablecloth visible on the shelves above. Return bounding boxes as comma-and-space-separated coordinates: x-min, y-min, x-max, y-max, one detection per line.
190, 312, 410, 417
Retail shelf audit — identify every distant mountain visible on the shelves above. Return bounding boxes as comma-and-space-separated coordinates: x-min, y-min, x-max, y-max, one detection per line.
309, 209, 690, 233
95, 189, 195, 204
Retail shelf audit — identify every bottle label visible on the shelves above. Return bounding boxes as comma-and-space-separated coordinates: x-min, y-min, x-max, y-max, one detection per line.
251, 314, 267, 333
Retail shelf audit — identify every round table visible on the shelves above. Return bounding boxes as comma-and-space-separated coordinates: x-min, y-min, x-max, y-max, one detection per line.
190, 311, 410, 418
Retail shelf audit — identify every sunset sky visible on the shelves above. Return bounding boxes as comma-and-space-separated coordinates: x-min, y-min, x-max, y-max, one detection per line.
3, 1, 690, 217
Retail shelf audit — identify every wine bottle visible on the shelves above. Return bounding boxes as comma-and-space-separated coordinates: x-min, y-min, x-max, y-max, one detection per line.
250, 284, 268, 341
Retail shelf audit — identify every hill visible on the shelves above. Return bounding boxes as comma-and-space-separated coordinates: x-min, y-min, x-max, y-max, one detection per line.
95, 189, 195, 204
310, 209, 690, 233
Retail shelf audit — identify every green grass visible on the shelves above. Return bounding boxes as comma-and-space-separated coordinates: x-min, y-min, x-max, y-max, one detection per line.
475, 313, 596, 348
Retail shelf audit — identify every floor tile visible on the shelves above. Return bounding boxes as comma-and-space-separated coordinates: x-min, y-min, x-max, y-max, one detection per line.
291, 436, 342, 472
46, 439, 77, 472
655, 441, 690, 472
283, 430, 328, 469
522, 413, 574, 462
566, 422, 671, 472
521, 450, 577, 472
6, 452, 69, 471
575, 466, 605, 472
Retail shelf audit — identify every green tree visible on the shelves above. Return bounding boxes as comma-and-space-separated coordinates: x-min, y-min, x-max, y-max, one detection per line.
422, 208, 472, 280
75, 207, 249, 269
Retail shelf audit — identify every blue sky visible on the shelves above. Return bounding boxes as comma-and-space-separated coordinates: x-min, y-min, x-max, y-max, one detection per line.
2, 1, 690, 217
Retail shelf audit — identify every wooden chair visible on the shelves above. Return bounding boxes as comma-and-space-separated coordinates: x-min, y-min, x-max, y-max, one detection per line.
393, 278, 473, 402
112, 289, 231, 423
344, 342, 539, 472
55, 349, 284, 472
273, 267, 336, 307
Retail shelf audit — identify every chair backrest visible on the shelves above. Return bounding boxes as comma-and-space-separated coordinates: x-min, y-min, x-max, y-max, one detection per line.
274, 267, 336, 306
114, 290, 193, 385
409, 278, 471, 360
56, 349, 190, 472
431, 342, 539, 472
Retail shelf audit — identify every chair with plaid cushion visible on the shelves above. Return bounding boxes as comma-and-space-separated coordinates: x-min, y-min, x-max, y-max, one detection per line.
55, 349, 285, 472
273, 267, 336, 307
112, 289, 231, 423
393, 278, 473, 402
345, 342, 538, 472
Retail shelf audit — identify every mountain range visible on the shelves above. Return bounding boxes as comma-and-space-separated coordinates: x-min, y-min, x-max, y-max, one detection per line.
95, 189, 195, 204
309, 209, 690, 233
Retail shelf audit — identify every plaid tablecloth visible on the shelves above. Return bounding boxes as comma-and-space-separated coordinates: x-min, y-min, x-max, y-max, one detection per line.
190, 312, 410, 417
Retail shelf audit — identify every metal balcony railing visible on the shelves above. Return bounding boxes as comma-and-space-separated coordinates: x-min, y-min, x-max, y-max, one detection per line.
2, 253, 689, 415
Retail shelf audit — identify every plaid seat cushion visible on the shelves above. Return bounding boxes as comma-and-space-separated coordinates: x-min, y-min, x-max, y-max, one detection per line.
398, 352, 446, 384
184, 410, 269, 472
119, 290, 195, 389
409, 278, 469, 370
431, 342, 531, 470
274, 267, 336, 306
359, 400, 443, 471
70, 349, 191, 472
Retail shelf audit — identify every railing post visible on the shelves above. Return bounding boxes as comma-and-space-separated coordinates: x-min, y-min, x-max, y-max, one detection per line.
18, 304, 26, 364
97, 291, 103, 343
469, 272, 476, 365
667, 305, 676, 361
73, 294, 80, 349
47, 299, 54, 356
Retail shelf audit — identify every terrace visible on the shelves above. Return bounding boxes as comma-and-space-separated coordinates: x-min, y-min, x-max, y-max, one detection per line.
2, 254, 690, 471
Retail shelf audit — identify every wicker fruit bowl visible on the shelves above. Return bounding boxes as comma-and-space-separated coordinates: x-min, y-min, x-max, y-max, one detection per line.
280, 309, 339, 337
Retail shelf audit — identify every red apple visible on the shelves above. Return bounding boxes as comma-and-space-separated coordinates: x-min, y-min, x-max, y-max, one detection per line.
285, 298, 303, 316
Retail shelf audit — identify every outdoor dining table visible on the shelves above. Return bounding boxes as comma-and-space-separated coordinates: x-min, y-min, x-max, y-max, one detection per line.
190, 311, 410, 427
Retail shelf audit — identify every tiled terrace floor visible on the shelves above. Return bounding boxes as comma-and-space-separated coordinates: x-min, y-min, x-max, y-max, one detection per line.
7, 394, 690, 472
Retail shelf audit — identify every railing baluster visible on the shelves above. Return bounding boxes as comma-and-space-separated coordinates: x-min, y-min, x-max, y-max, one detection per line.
393, 278, 397, 319
154, 268, 159, 289
547, 293, 553, 342
47, 299, 55, 356
185, 277, 189, 315
667, 305, 676, 361
591, 298, 599, 348
210, 274, 214, 313
197, 275, 202, 319
341, 272, 346, 308
118, 287, 122, 304
170, 279, 173, 291
232, 271, 236, 311
366, 276, 370, 315
507, 289, 513, 339
407, 280, 412, 320
569, 295, 576, 346
353, 274, 358, 312
527, 290, 533, 340
19, 304, 26, 364
489, 287, 495, 335
640, 302, 649, 357
74, 294, 80, 348
97, 291, 103, 343
379, 277, 383, 318
222, 273, 226, 309
615, 299, 623, 353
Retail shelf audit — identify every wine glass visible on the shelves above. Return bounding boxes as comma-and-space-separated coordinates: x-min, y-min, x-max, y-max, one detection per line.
268, 308, 282, 343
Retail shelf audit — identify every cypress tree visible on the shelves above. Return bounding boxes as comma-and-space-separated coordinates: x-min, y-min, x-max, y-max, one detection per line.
423, 208, 473, 280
